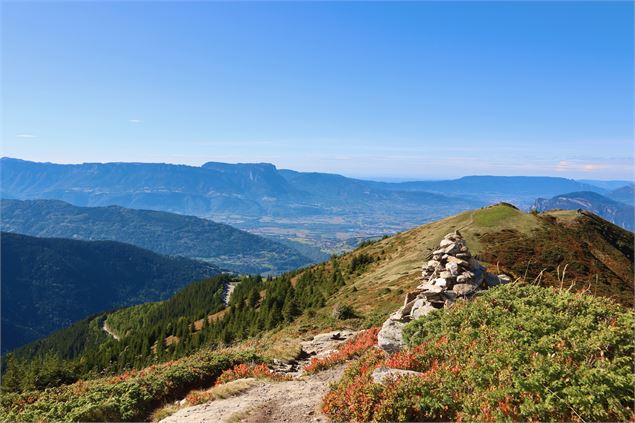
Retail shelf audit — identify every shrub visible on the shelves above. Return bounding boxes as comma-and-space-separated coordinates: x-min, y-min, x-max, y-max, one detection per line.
350, 253, 374, 273
0, 349, 261, 422
215, 363, 289, 385
323, 284, 635, 422
304, 327, 379, 374
331, 303, 358, 320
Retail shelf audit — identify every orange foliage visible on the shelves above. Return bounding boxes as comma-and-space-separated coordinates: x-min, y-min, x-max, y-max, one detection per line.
215, 363, 289, 385
303, 327, 380, 374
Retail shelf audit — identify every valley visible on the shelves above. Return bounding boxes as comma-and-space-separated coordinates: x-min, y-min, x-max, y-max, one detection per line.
7, 158, 632, 252
2, 2, 632, 421
2, 204, 633, 422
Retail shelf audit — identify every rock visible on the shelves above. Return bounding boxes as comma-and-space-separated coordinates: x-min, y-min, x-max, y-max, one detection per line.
443, 243, 461, 255
410, 299, 436, 319
433, 278, 447, 287
426, 260, 440, 269
404, 290, 419, 305
439, 238, 454, 248
443, 230, 462, 241
417, 283, 443, 293
446, 256, 470, 268
445, 262, 459, 276
439, 270, 453, 279
378, 319, 406, 353
443, 290, 457, 307
402, 300, 418, 316
382, 230, 502, 356
453, 283, 477, 296
372, 367, 423, 384
498, 274, 512, 284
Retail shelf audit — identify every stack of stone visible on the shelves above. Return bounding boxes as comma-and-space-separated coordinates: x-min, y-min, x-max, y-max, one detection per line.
378, 231, 510, 353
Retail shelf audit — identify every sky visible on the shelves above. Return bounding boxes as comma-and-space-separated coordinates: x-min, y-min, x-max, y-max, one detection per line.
1, 1, 633, 180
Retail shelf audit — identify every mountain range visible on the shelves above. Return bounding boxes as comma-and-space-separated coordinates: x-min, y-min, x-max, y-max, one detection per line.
533, 191, 634, 231
1, 232, 220, 352
4, 157, 630, 251
0, 199, 315, 274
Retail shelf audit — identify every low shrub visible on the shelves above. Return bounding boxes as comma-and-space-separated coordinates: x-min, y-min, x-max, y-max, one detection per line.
323, 284, 634, 422
215, 363, 289, 385
331, 303, 359, 320
185, 378, 258, 405
304, 327, 379, 374
0, 349, 261, 422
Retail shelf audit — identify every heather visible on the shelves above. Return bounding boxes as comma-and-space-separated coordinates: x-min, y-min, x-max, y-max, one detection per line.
323, 284, 634, 422
0, 349, 260, 422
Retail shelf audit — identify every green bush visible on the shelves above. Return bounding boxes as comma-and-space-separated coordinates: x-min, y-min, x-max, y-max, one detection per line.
324, 284, 634, 422
331, 303, 359, 320
0, 349, 261, 422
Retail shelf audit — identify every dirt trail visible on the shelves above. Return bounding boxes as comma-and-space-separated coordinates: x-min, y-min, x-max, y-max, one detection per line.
160, 364, 343, 423
160, 331, 358, 423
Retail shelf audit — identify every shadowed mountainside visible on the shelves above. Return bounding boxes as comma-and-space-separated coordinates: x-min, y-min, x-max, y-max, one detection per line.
1, 199, 315, 274
1, 232, 221, 352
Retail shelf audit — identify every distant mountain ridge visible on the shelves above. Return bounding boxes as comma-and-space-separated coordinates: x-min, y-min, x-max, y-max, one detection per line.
0, 157, 480, 215
532, 191, 634, 231
2, 157, 624, 251
1, 232, 221, 352
608, 184, 634, 205
1, 199, 315, 274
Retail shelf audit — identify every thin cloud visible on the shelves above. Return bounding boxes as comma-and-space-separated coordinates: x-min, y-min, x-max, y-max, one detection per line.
16, 134, 36, 139
556, 160, 608, 173
129, 119, 142, 124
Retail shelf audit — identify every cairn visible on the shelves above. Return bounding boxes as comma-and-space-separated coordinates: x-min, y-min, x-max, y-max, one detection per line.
378, 231, 510, 353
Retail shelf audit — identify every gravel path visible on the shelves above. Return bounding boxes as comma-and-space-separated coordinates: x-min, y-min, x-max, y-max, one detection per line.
160, 364, 344, 423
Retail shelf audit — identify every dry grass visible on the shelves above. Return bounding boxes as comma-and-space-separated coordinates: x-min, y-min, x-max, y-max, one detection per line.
150, 378, 260, 421
150, 404, 181, 422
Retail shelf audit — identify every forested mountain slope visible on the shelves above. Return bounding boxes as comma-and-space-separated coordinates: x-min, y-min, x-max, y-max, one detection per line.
1, 199, 314, 274
1, 233, 220, 352
8, 204, 632, 381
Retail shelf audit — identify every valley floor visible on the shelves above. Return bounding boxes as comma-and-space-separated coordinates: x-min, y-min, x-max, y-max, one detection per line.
160, 364, 343, 423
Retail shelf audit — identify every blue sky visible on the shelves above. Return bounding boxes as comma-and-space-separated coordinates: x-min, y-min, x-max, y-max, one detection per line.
1, 1, 633, 180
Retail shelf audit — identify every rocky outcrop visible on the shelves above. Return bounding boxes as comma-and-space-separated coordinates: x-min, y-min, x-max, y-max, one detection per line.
377, 231, 511, 353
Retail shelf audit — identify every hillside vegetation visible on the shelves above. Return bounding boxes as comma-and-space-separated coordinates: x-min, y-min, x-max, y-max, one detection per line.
1, 232, 220, 352
2, 205, 632, 421
1, 348, 261, 422
323, 284, 634, 422
1, 199, 314, 274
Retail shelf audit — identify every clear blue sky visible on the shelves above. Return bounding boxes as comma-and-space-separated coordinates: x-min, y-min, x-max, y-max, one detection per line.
1, 1, 633, 180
